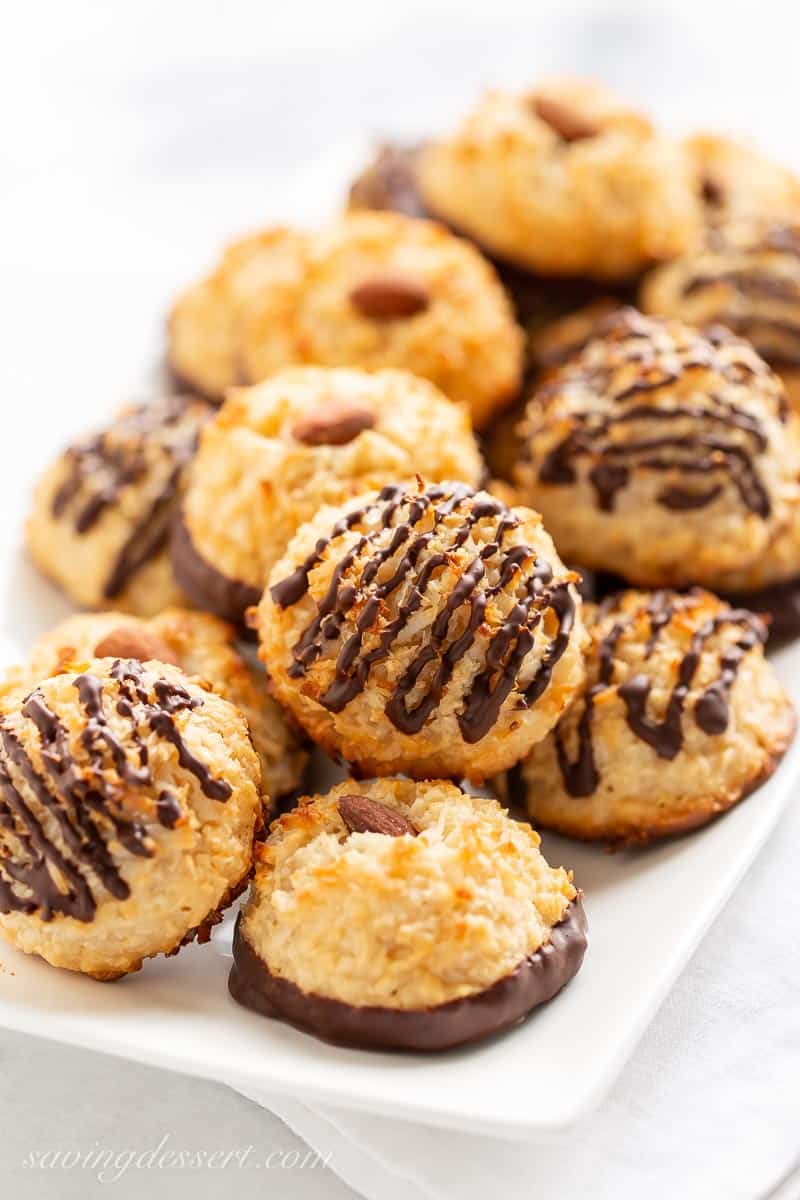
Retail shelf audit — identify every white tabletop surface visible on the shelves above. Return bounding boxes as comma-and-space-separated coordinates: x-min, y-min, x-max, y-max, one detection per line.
2, 1, 799, 1196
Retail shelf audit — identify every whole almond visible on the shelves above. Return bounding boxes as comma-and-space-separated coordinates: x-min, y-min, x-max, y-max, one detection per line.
94, 626, 180, 666
531, 95, 598, 142
291, 401, 376, 446
350, 274, 430, 320
337, 793, 418, 837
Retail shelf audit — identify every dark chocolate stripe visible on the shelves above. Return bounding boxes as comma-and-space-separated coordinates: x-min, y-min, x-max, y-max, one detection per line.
270, 484, 576, 744
0, 661, 232, 921
555, 596, 764, 794
536, 312, 780, 516
50, 396, 206, 600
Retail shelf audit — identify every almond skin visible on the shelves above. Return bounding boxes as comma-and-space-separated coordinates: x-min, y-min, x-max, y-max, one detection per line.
337, 793, 418, 837
531, 95, 598, 142
349, 274, 430, 319
291, 401, 376, 446
93, 626, 180, 666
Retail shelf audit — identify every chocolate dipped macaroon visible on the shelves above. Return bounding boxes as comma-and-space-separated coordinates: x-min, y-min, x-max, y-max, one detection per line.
499, 589, 795, 843
513, 308, 800, 589
229, 778, 587, 1051
168, 210, 523, 429
27, 394, 214, 617
256, 479, 586, 781
0, 657, 261, 979
172, 366, 485, 623
5, 608, 307, 807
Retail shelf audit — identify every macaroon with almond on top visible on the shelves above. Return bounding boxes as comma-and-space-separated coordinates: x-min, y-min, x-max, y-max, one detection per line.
172, 366, 485, 623
229, 778, 587, 1051
167, 210, 524, 429
415, 79, 700, 280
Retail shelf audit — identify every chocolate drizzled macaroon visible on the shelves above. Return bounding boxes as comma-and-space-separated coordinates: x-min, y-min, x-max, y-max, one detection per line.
513, 308, 800, 588
229, 779, 586, 1051
6, 608, 307, 807
498, 589, 795, 843
168, 210, 523, 429
0, 657, 261, 979
27, 395, 213, 617
415, 79, 700, 281
641, 216, 800, 409
173, 367, 485, 623
257, 480, 586, 781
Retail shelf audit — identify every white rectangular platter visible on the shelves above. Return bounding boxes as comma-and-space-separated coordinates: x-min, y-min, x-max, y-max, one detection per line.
0, 584, 797, 1138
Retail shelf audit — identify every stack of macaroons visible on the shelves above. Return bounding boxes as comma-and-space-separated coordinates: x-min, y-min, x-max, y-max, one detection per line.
11, 75, 800, 1054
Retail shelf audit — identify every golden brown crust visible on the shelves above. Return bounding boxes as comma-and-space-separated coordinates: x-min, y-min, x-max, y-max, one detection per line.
177, 366, 486, 619
238, 779, 578, 1011
513, 308, 800, 588
26, 395, 213, 615
641, 217, 800, 375
257, 480, 586, 781
0, 659, 262, 979
685, 133, 800, 223
498, 588, 796, 844
167, 212, 524, 428
12, 608, 307, 808
417, 80, 700, 280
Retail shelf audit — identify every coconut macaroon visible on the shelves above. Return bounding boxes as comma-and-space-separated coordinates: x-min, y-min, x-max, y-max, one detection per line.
229, 778, 587, 1051
685, 133, 800, 223
0, 657, 262, 980
415, 79, 700, 281
257, 480, 586, 781
347, 141, 622, 336
26, 394, 214, 617
172, 366, 486, 623
6, 608, 306, 807
498, 589, 795, 844
641, 217, 800, 410
167, 210, 523, 429
513, 307, 800, 588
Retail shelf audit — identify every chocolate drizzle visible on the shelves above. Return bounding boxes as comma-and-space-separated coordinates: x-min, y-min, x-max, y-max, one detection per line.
0, 660, 232, 922
50, 396, 209, 598
554, 592, 765, 796
270, 483, 576, 745
673, 222, 800, 367
535, 309, 780, 517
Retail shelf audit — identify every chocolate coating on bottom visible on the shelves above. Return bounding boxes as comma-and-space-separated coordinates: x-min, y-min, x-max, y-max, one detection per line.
171, 513, 262, 623
228, 899, 587, 1051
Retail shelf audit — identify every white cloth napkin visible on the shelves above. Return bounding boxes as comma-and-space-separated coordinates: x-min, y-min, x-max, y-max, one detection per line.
229, 790, 800, 1200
